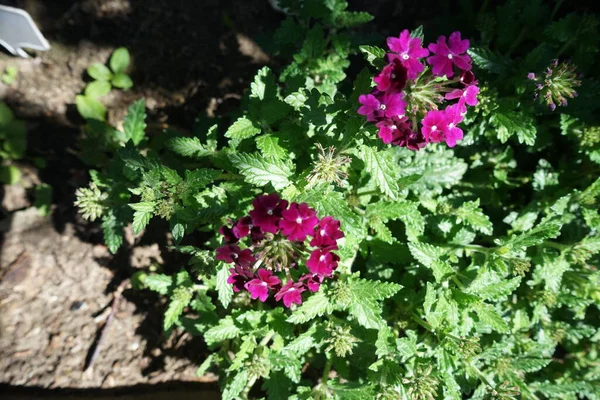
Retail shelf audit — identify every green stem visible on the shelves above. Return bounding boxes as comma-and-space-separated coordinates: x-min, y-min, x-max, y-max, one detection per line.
411, 313, 434, 332
218, 172, 244, 181
543, 241, 570, 251
260, 330, 275, 346
458, 244, 494, 254
357, 189, 380, 197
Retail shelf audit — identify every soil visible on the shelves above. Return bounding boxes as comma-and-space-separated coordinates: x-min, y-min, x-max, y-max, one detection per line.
0, 0, 441, 396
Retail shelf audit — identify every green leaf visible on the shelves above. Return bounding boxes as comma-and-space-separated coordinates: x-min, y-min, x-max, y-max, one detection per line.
109, 47, 131, 74
0, 102, 15, 126
230, 152, 292, 190
469, 271, 521, 301
132, 210, 152, 235
172, 223, 184, 243
366, 200, 424, 240
467, 47, 512, 74
359, 45, 386, 66
84, 81, 111, 98
196, 354, 215, 377
287, 290, 332, 324
184, 169, 221, 190
33, 184, 52, 216
430, 260, 454, 283
75, 95, 106, 121
360, 146, 402, 200
350, 68, 373, 105
225, 117, 261, 140
455, 199, 493, 235
2, 119, 26, 158
263, 371, 291, 399
250, 66, 277, 101
222, 370, 248, 400
0, 165, 21, 184
408, 241, 445, 267
505, 221, 562, 249
268, 350, 302, 383
111, 73, 133, 90
490, 110, 537, 145
329, 382, 375, 399
142, 274, 172, 295
204, 316, 240, 346
256, 134, 287, 159
344, 275, 402, 329
216, 263, 233, 308
129, 201, 156, 212
123, 99, 147, 145
101, 210, 124, 253
164, 286, 192, 331
87, 63, 112, 81
473, 303, 509, 333
167, 136, 213, 158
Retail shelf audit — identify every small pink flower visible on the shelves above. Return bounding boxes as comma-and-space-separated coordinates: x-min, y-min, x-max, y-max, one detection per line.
358, 94, 382, 122
307, 249, 339, 277
300, 273, 323, 292
219, 225, 238, 244
358, 92, 406, 122
216, 245, 255, 268
232, 216, 253, 239
275, 280, 305, 308
280, 202, 319, 242
445, 85, 479, 106
427, 31, 471, 78
244, 268, 281, 302
249, 193, 288, 234
386, 29, 429, 79
374, 59, 408, 92
442, 104, 465, 147
376, 115, 410, 144
422, 110, 449, 143
227, 265, 254, 292
310, 216, 344, 249
389, 120, 427, 151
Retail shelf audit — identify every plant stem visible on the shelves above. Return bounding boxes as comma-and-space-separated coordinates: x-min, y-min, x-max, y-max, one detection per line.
411, 313, 434, 332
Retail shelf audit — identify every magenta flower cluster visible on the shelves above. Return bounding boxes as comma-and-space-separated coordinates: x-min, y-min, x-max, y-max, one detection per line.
358, 30, 479, 149
216, 193, 344, 308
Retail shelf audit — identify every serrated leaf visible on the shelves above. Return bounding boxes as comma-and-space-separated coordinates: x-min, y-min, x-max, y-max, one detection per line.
101, 210, 124, 253
468, 47, 512, 74
230, 152, 292, 190
196, 354, 215, 377
366, 200, 424, 240
360, 146, 401, 200
143, 273, 172, 295
344, 276, 402, 329
204, 316, 240, 346
490, 110, 537, 145
164, 286, 192, 331
184, 168, 221, 190
256, 134, 287, 159
287, 290, 332, 324
123, 99, 147, 145
408, 241, 445, 267
329, 382, 375, 400
268, 350, 302, 383
505, 221, 562, 249
455, 199, 493, 235
132, 210, 152, 235
359, 45, 386, 66
129, 201, 155, 212
216, 262, 233, 308
225, 117, 261, 140
350, 67, 373, 105
222, 370, 248, 400
263, 371, 291, 399
109, 47, 130, 74
472, 275, 521, 301
473, 303, 509, 333
431, 260, 454, 283
250, 66, 277, 101
167, 136, 213, 158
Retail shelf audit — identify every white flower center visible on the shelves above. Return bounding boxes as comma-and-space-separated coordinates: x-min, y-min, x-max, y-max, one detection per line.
379, 104, 386, 110
402, 53, 409, 60
320, 229, 326, 236
462, 91, 468, 97
391, 125, 397, 130
391, 73, 396, 79
319, 255, 326, 262
431, 125, 438, 131
448, 123, 454, 128
447, 54, 453, 59
296, 217, 303, 224
267, 209, 273, 215
232, 253, 238, 259
261, 281, 267, 286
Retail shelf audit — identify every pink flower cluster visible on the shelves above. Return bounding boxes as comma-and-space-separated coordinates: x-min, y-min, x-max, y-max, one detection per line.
358, 30, 479, 149
216, 193, 344, 308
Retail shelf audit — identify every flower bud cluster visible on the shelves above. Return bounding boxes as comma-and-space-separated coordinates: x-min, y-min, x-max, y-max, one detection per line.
216, 193, 344, 308
528, 59, 581, 111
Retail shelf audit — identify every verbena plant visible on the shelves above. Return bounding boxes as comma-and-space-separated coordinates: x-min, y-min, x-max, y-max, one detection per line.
75, 1, 600, 398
